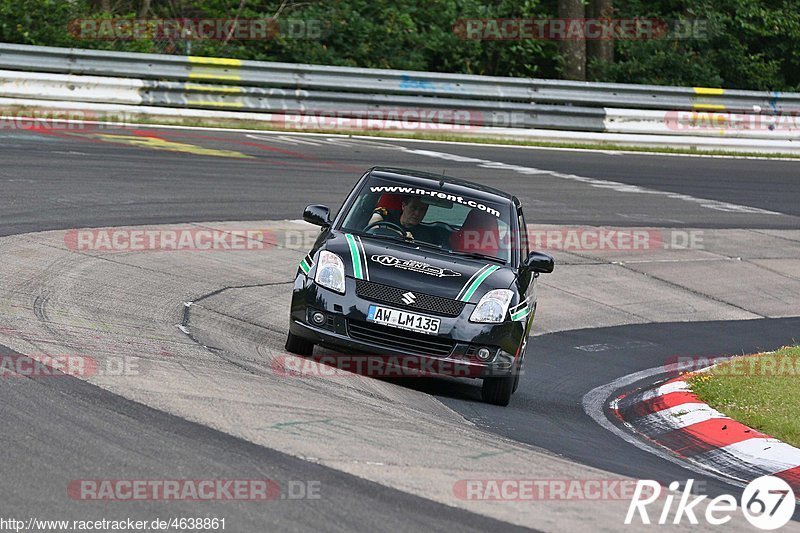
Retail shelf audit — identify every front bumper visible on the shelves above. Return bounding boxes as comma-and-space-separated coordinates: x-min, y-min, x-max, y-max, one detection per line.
288, 273, 525, 379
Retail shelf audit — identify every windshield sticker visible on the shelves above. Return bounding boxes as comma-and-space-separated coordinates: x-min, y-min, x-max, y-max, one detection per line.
370, 255, 462, 278
368, 185, 501, 218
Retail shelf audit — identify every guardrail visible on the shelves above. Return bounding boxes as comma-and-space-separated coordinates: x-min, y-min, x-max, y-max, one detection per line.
0, 42, 798, 140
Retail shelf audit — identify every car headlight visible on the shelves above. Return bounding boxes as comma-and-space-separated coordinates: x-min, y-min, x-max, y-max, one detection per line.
314, 250, 345, 294
470, 289, 513, 323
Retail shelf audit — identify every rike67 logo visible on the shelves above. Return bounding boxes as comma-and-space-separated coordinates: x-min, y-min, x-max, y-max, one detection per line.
626, 476, 796, 530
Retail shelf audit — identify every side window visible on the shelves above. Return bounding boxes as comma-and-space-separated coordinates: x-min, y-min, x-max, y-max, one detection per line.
517, 208, 529, 260
341, 193, 378, 231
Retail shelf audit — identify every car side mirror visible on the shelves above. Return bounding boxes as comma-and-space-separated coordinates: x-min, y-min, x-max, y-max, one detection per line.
523, 251, 554, 274
303, 204, 331, 227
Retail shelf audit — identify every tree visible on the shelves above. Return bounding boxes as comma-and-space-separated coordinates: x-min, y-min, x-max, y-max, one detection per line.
557, 0, 585, 80
587, 0, 613, 80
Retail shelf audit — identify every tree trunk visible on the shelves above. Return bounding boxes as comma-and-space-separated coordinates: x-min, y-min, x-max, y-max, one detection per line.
139, 0, 152, 18
587, 0, 614, 80
558, 0, 586, 81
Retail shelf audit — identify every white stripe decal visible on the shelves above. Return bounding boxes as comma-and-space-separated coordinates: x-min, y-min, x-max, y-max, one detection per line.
509, 296, 533, 312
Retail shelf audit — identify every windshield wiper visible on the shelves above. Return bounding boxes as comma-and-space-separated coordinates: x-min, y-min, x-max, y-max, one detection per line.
350, 231, 409, 245
409, 239, 445, 251
447, 249, 506, 265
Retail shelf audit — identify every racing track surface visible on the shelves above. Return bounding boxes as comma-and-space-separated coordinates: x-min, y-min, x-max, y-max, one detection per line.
2, 126, 800, 237
1, 125, 799, 529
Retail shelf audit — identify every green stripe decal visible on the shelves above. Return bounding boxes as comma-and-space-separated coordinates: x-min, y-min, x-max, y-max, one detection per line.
355, 236, 369, 281
344, 234, 363, 279
460, 265, 500, 302
511, 307, 530, 321
456, 265, 488, 301
299, 258, 311, 274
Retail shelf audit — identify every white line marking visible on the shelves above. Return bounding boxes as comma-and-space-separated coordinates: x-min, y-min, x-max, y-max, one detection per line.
637, 380, 690, 401
277, 135, 324, 146
637, 403, 728, 430
719, 438, 800, 474
405, 148, 783, 215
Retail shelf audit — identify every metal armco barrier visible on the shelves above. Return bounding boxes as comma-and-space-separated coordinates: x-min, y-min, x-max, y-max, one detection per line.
0, 42, 799, 139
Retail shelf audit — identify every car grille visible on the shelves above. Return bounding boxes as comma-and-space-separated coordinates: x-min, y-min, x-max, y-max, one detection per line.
355, 279, 465, 317
347, 320, 455, 358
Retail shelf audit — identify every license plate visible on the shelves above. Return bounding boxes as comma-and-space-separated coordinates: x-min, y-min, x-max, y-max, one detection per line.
367, 305, 440, 334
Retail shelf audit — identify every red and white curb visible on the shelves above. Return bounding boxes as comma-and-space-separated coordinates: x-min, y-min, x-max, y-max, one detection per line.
612, 375, 800, 494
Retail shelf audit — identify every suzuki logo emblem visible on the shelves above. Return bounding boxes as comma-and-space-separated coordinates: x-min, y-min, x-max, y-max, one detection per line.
401, 292, 417, 305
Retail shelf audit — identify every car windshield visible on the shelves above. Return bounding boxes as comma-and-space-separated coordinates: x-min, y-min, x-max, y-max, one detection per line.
339, 175, 513, 263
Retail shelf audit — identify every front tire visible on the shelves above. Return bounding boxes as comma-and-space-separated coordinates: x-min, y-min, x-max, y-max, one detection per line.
285, 331, 314, 356
481, 373, 514, 406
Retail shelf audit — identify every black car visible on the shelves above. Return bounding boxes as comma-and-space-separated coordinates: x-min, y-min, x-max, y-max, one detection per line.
285, 167, 554, 406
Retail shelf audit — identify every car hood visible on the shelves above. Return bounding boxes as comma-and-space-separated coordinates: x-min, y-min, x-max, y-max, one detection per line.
323, 231, 515, 303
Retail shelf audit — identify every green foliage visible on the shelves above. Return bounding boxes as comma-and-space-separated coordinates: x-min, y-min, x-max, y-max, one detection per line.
601, 0, 800, 90
0, 0, 90, 47
0, 0, 798, 90
185, 0, 556, 76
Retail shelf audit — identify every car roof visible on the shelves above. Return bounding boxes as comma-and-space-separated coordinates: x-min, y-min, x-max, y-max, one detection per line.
368, 167, 517, 205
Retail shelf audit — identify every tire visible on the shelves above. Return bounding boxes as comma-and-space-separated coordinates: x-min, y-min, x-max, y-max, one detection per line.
285, 331, 314, 356
481, 373, 514, 406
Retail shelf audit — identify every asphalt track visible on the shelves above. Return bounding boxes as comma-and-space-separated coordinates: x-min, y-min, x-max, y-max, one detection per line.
429, 318, 800, 503
1, 126, 799, 237
1, 124, 799, 528
0, 343, 528, 532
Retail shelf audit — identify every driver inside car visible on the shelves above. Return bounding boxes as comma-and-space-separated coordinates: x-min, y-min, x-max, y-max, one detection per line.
367, 195, 429, 240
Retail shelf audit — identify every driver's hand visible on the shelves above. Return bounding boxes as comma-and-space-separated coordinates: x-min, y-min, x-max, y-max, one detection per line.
405, 231, 414, 240
367, 212, 385, 227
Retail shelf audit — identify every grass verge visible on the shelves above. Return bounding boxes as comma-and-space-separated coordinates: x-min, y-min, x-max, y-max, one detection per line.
689, 346, 800, 447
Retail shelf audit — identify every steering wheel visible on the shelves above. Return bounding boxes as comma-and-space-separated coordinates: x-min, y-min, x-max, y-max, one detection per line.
364, 220, 407, 238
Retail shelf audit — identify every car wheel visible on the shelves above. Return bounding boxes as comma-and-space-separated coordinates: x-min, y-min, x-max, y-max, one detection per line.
481, 372, 514, 406
285, 331, 314, 356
